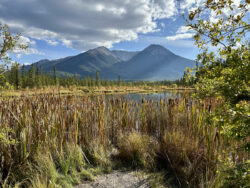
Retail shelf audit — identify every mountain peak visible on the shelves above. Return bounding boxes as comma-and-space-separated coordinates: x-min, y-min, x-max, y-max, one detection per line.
36, 59, 50, 65
37, 59, 50, 63
144, 44, 168, 51
95, 46, 109, 51
143, 44, 174, 56
87, 46, 113, 56
147, 44, 165, 49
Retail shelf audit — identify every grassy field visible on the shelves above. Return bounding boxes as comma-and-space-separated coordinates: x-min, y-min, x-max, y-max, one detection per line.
0, 91, 247, 187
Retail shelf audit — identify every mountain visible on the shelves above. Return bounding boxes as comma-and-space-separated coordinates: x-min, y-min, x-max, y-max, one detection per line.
110, 44, 195, 80
53, 46, 121, 76
30, 44, 196, 80
30, 46, 121, 77
111, 50, 139, 61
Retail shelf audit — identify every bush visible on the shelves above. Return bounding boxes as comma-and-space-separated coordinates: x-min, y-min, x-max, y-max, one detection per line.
214, 161, 250, 188
84, 141, 112, 172
117, 131, 157, 169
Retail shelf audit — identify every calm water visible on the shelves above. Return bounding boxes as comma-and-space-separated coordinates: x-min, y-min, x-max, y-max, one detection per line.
105, 91, 192, 102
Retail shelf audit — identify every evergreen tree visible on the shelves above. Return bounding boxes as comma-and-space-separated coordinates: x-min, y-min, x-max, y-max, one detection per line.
90, 74, 94, 87
14, 63, 20, 89
28, 64, 35, 88
35, 63, 42, 88
95, 71, 100, 87
39, 66, 45, 86
53, 66, 58, 85
117, 75, 121, 86
9, 63, 21, 89
21, 65, 26, 88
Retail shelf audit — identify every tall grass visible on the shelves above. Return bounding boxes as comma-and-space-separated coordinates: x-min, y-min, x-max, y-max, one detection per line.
0, 93, 247, 187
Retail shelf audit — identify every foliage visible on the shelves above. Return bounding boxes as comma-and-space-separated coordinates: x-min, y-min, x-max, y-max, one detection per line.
214, 160, 250, 188
187, 0, 249, 102
0, 22, 27, 74
187, 0, 250, 186
187, 0, 249, 49
182, 67, 195, 86
0, 21, 27, 90
0, 128, 16, 145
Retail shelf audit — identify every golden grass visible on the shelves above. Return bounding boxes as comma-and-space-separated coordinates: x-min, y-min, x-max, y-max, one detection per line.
117, 131, 157, 169
0, 93, 246, 187
0, 85, 194, 98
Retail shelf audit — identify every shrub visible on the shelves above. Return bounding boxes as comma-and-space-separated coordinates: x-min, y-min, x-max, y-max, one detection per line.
117, 131, 157, 169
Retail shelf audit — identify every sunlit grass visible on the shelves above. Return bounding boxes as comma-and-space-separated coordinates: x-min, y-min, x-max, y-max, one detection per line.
0, 93, 247, 187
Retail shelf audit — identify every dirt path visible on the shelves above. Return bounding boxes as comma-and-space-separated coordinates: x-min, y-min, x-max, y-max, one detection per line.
76, 171, 150, 188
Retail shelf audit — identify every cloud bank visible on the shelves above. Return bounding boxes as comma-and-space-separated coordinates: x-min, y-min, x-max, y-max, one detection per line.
0, 0, 178, 51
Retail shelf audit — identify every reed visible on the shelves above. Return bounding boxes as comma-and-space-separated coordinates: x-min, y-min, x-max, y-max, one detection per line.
0, 93, 247, 187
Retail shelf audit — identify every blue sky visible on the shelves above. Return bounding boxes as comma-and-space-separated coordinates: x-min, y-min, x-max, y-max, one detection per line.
0, 0, 246, 65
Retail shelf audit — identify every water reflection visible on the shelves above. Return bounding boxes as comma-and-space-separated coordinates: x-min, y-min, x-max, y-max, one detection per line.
105, 91, 192, 101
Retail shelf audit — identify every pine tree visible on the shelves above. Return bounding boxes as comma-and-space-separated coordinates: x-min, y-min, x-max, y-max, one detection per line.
95, 71, 100, 87
53, 66, 58, 85
15, 63, 20, 89
9, 63, 20, 89
117, 75, 121, 86
90, 74, 94, 87
28, 64, 35, 88
35, 63, 42, 88
21, 65, 26, 88
39, 66, 44, 86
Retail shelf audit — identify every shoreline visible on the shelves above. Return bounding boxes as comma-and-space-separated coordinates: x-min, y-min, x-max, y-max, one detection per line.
0, 86, 195, 98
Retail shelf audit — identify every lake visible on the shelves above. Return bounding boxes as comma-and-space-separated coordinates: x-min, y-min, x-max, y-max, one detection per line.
105, 91, 193, 102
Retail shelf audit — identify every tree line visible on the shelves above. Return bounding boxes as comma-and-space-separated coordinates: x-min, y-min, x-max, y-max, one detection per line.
0, 63, 192, 90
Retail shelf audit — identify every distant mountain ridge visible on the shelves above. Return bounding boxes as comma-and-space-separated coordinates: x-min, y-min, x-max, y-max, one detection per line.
28, 44, 196, 80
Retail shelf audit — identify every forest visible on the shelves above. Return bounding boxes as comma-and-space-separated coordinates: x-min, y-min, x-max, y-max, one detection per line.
0, 63, 192, 90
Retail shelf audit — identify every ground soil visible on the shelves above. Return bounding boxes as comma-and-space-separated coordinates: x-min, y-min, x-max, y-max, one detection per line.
76, 170, 150, 188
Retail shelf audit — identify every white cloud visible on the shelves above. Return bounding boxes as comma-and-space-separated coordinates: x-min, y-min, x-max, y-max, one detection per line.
180, 0, 206, 12
160, 22, 165, 28
45, 39, 58, 46
12, 36, 44, 58
150, 0, 177, 19
180, 0, 248, 23
16, 54, 22, 58
0, 0, 178, 51
18, 36, 36, 46
176, 26, 193, 34
136, 35, 196, 48
166, 33, 194, 40
209, 0, 247, 24
23, 62, 31, 65
14, 48, 45, 58
61, 39, 72, 47
166, 25, 195, 40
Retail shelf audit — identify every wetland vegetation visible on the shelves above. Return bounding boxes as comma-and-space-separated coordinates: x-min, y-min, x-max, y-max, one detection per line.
0, 91, 248, 187
0, 0, 249, 187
